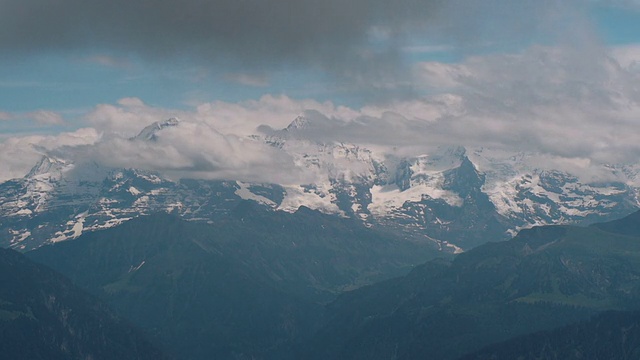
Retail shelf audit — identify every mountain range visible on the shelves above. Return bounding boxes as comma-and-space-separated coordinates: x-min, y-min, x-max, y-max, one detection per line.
22, 207, 640, 359
1, 114, 638, 253
3, 115, 640, 359
300, 209, 640, 359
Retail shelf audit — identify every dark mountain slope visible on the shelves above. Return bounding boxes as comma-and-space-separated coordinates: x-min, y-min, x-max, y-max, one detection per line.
460, 310, 640, 360
591, 208, 640, 236
0, 248, 168, 360
302, 210, 640, 360
28, 204, 440, 359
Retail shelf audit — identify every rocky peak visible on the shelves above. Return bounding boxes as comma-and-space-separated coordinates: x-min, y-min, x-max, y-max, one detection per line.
134, 117, 181, 141
25, 155, 69, 180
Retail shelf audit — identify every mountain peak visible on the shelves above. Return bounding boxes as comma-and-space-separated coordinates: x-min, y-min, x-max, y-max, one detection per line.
283, 110, 333, 133
134, 117, 181, 141
286, 115, 311, 132
25, 155, 69, 179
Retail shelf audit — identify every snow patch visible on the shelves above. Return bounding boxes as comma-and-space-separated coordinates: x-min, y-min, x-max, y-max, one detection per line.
51, 212, 87, 243
87, 217, 133, 231
368, 184, 462, 217
444, 241, 464, 254
279, 184, 342, 215
9, 230, 31, 244
129, 260, 146, 273
12, 208, 33, 216
235, 181, 276, 206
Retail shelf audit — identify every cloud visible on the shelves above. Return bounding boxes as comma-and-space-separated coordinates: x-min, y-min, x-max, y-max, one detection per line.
117, 97, 145, 108
611, 44, 640, 70
8, 96, 336, 183
193, 95, 360, 136
0, 110, 69, 126
85, 99, 181, 136
402, 44, 455, 54
0, 106, 305, 184
0, 0, 581, 99
0, 128, 100, 182
88, 95, 359, 137
84, 122, 304, 184
225, 73, 270, 88
249, 44, 640, 169
27, 110, 65, 125
84, 54, 132, 69
409, 45, 640, 164
3, 35, 640, 185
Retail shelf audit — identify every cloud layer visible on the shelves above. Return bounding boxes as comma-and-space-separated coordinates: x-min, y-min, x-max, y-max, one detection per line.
0, 0, 581, 97
1, 0, 640, 185
5, 41, 640, 185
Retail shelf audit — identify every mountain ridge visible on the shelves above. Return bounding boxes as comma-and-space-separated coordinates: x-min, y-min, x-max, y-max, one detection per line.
300, 210, 640, 359
1, 116, 638, 252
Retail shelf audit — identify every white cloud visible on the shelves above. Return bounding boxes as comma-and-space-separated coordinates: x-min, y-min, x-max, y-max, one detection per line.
610, 43, 640, 70
0, 128, 100, 182
117, 97, 146, 107
1, 95, 352, 184
193, 94, 360, 136
81, 121, 304, 184
3, 40, 640, 185
392, 45, 640, 164
28, 110, 65, 125
85, 99, 181, 136
83, 95, 359, 138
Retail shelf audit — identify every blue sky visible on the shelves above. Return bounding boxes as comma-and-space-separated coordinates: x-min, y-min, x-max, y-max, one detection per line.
1, 1, 640, 182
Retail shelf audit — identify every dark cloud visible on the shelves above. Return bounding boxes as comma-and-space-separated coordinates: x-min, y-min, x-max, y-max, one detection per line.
0, 0, 573, 98
1, 0, 432, 64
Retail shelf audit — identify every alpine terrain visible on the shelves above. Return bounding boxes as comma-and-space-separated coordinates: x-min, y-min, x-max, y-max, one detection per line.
1, 115, 638, 252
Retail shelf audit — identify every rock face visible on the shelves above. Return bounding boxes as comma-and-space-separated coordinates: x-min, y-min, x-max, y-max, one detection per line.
0, 247, 169, 360
1, 116, 638, 251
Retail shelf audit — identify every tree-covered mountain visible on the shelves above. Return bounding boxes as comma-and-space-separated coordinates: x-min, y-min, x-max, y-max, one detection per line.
460, 310, 640, 360
300, 210, 640, 360
27, 203, 440, 359
0, 247, 169, 360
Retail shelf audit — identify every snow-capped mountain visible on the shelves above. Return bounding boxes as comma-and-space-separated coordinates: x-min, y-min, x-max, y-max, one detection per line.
133, 117, 180, 141
1, 116, 638, 251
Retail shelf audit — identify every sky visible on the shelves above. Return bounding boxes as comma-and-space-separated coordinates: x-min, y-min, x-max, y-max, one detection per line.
1, 0, 640, 183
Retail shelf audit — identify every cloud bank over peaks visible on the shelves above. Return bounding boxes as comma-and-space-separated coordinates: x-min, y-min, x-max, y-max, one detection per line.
2, 40, 640, 184
0, 0, 583, 99
94, 121, 305, 184
411, 45, 640, 164
0, 128, 100, 182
